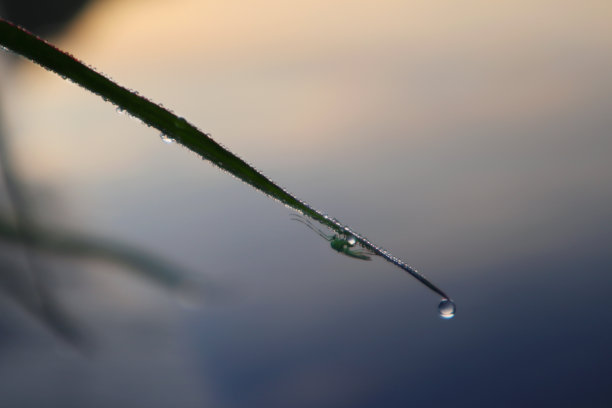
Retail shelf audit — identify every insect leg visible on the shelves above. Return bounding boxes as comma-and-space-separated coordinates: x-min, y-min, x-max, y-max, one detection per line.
290, 213, 334, 240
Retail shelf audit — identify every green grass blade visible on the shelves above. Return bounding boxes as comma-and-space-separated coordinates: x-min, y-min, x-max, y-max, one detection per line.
0, 18, 453, 303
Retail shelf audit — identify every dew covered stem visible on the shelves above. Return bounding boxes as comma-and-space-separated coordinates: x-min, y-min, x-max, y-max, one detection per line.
0, 18, 454, 309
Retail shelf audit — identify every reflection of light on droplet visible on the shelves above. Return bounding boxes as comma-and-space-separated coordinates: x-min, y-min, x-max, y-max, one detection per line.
347, 236, 357, 247
438, 299, 456, 319
160, 133, 175, 144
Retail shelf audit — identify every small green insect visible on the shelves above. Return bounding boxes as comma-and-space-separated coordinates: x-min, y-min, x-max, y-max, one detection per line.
292, 215, 373, 260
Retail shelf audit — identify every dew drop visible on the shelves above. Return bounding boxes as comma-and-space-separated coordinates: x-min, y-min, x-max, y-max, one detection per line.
346, 236, 357, 247
174, 117, 189, 129
160, 133, 175, 144
438, 299, 456, 319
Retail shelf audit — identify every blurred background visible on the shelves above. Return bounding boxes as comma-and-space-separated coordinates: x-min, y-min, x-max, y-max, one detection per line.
1, 0, 611, 407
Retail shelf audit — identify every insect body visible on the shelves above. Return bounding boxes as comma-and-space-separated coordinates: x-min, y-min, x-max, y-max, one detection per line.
292, 215, 373, 260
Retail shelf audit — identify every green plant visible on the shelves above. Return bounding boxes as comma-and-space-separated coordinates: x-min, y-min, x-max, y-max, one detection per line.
0, 95, 197, 344
0, 18, 455, 317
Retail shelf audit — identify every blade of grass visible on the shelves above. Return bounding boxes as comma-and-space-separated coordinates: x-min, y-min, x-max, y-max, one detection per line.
0, 214, 194, 290
0, 19, 453, 303
0, 83, 202, 344
0, 254, 86, 346
0, 92, 59, 329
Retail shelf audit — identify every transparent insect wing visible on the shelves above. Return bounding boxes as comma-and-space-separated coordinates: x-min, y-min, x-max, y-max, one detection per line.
343, 248, 372, 260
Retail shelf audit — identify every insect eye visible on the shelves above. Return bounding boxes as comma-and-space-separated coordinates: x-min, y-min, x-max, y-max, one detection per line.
346, 236, 357, 247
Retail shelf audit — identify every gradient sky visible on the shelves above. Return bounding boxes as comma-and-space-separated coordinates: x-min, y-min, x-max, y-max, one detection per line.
1, 1, 612, 407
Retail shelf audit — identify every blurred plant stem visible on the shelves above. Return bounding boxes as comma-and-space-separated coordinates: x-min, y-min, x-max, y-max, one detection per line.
0, 94, 199, 346
0, 89, 87, 343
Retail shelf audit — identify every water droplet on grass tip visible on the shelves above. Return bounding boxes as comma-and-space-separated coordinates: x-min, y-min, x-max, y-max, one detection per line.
160, 133, 175, 144
438, 299, 456, 319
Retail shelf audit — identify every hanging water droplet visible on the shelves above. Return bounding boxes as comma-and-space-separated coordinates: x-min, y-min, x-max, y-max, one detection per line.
346, 236, 357, 247
438, 299, 456, 319
160, 133, 175, 144
116, 107, 126, 115
174, 117, 189, 130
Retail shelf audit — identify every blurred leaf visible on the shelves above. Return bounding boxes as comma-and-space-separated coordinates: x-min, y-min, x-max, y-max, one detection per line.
0, 254, 86, 346
0, 214, 194, 289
